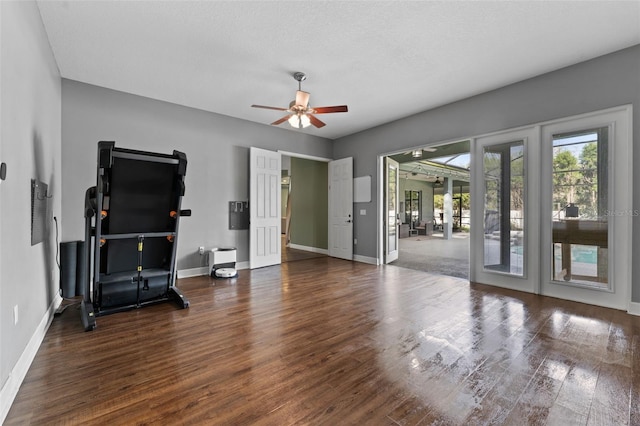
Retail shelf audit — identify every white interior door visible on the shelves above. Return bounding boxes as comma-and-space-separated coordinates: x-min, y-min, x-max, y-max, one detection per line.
384, 157, 399, 263
328, 157, 353, 260
539, 107, 632, 310
249, 147, 281, 269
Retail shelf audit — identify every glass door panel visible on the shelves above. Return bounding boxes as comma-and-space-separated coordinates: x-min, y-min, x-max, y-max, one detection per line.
540, 107, 631, 310
551, 129, 608, 287
404, 190, 421, 229
483, 141, 525, 276
472, 127, 538, 293
385, 157, 399, 263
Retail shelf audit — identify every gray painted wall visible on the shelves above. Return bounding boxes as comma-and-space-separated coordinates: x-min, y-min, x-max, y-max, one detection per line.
0, 0, 62, 400
61, 80, 333, 271
333, 44, 640, 302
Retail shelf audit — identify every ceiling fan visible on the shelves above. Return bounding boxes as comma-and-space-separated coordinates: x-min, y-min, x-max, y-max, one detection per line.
404, 147, 437, 158
251, 72, 348, 129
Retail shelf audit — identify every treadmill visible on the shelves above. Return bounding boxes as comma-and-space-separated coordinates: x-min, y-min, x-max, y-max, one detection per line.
81, 141, 190, 331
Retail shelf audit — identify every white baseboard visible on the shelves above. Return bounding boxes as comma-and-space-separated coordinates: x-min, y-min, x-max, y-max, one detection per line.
288, 244, 329, 255
353, 254, 379, 265
0, 293, 62, 424
177, 266, 209, 278
177, 261, 250, 279
628, 301, 640, 316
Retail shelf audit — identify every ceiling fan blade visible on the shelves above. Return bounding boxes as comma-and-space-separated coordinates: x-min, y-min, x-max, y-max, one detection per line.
423, 147, 437, 152
252, 104, 288, 111
271, 115, 291, 126
295, 91, 310, 107
312, 105, 348, 114
308, 114, 326, 128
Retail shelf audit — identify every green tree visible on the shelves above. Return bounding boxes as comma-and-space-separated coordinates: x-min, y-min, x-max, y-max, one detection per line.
552, 149, 579, 209
510, 146, 524, 211
576, 142, 598, 218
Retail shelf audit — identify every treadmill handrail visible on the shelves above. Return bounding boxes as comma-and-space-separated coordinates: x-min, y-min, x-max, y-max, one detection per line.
100, 231, 176, 240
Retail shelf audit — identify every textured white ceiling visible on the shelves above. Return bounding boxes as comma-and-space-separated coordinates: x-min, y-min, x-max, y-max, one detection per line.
37, 1, 640, 140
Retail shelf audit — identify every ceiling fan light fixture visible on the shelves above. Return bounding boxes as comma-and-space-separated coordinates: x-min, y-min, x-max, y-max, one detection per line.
252, 72, 346, 129
411, 150, 422, 158
288, 113, 311, 129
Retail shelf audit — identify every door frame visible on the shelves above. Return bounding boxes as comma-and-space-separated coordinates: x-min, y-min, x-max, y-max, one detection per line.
470, 126, 540, 293
377, 142, 454, 265
277, 150, 332, 258
538, 106, 632, 310
384, 157, 400, 263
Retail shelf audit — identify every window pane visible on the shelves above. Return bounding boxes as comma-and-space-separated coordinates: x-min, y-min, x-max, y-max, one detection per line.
551, 128, 608, 286
387, 166, 397, 252
483, 141, 524, 276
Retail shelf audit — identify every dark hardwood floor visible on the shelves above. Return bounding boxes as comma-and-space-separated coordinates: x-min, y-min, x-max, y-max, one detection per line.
5, 257, 640, 425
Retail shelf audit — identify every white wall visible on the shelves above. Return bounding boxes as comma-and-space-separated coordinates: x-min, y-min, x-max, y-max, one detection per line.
0, 1, 62, 419
61, 80, 333, 271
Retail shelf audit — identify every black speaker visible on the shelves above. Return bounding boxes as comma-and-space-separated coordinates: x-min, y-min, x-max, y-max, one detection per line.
60, 241, 78, 298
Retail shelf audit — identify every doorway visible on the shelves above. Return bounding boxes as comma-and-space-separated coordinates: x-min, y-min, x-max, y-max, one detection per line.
280, 154, 329, 264
383, 141, 471, 279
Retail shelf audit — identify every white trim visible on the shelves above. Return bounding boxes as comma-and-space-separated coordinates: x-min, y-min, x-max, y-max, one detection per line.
177, 262, 250, 279
288, 244, 329, 255
0, 294, 62, 424
472, 127, 539, 294
353, 254, 378, 265
383, 157, 400, 263
177, 267, 209, 278
628, 302, 640, 316
381, 138, 470, 158
539, 106, 632, 310
277, 150, 332, 163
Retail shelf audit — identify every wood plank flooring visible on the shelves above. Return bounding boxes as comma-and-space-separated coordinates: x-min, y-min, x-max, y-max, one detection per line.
5, 257, 640, 425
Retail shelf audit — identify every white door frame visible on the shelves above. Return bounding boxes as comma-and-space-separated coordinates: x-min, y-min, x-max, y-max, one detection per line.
539, 106, 632, 310
384, 157, 400, 263
470, 127, 540, 293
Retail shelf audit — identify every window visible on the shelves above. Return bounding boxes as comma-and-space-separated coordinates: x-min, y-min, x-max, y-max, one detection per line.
551, 128, 608, 286
404, 190, 421, 227
483, 141, 525, 276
